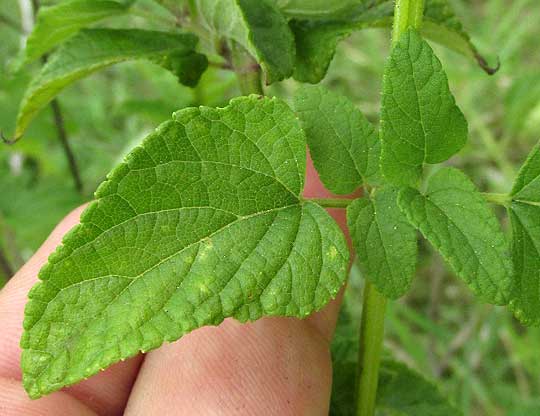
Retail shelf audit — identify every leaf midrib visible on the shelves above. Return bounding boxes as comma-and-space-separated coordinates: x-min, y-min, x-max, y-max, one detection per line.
26, 202, 307, 391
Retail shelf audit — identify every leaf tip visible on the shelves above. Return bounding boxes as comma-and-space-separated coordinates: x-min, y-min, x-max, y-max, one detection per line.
475, 52, 501, 75
1, 130, 22, 145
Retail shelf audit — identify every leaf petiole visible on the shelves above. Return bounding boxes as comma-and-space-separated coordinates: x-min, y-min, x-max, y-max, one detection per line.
303, 197, 354, 208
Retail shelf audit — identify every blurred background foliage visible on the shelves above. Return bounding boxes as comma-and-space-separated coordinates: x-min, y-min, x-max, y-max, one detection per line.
1, 0, 539, 414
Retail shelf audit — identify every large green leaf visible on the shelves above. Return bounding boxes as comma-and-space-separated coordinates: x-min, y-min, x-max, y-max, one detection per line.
22, 0, 135, 65
508, 142, 540, 325
380, 29, 467, 186
194, 0, 295, 84
347, 187, 417, 299
13, 29, 207, 140
293, 85, 380, 194
21, 96, 349, 398
398, 168, 513, 305
291, 0, 495, 84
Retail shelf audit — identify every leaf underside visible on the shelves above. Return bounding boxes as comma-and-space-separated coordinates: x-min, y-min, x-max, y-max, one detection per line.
20, 0, 135, 66
509, 141, 540, 325
21, 96, 349, 398
294, 85, 381, 194
347, 187, 417, 299
380, 28, 467, 187
14, 28, 207, 140
398, 168, 514, 305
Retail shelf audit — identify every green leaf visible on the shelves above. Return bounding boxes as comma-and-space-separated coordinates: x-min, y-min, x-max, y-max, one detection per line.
290, 0, 495, 84
193, 0, 295, 84
13, 29, 207, 140
21, 96, 349, 398
511, 141, 540, 204
376, 359, 462, 415
421, 0, 498, 75
22, 0, 135, 65
347, 187, 417, 299
293, 85, 380, 194
508, 204, 540, 326
508, 141, 540, 325
398, 167, 513, 305
269, 0, 362, 19
380, 29, 467, 186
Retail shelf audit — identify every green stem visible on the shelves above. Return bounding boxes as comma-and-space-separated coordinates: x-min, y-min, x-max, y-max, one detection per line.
354, 1, 426, 415
355, 282, 387, 416
303, 197, 352, 208
392, 0, 425, 45
230, 42, 264, 96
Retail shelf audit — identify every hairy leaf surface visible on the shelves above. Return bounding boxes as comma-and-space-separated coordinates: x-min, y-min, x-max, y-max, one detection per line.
294, 85, 380, 194
291, 0, 492, 83
194, 0, 295, 84
380, 29, 467, 186
399, 168, 513, 305
22, 0, 135, 65
347, 187, 417, 299
509, 142, 540, 325
14, 29, 207, 140
21, 96, 349, 398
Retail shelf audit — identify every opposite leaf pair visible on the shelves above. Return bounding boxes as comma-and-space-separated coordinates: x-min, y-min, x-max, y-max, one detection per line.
295, 29, 513, 305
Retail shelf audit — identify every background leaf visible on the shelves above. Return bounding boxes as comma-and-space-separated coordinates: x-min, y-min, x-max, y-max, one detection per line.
380, 29, 467, 186
330, 299, 461, 416
269, 0, 362, 19
13, 28, 206, 139
294, 85, 380, 194
290, 0, 493, 84
21, 0, 136, 65
193, 0, 295, 84
20, 96, 349, 398
347, 187, 417, 299
398, 167, 513, 305
376, 359, 463, 415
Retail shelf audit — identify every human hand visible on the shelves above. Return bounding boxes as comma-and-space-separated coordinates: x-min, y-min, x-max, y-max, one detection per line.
0, 157, 353, 416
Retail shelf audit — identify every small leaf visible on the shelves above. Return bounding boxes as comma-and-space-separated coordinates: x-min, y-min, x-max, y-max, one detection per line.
13, 29, 207, 140
21, 96, 349, 398
269, 0, 362, 19
347, 187, 417, 299
508, 141, 540, 325
380, 29, 467, 186
290, 0, 494, 84
294, 85, 380, 194
22, 0, 135, 65
157, 51, 209, 88
376, 359, 463, 415
398, 167, 513, 305
193, 0, 295, 84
